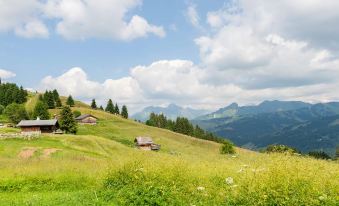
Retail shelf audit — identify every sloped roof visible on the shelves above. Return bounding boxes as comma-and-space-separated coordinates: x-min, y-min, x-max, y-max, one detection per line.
135, 136, 153, 145
17, 119, 58, 127
75, 114, 97, 120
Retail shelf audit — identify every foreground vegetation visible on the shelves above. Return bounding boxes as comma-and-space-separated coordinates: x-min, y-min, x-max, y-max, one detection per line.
0, 106, 338, 205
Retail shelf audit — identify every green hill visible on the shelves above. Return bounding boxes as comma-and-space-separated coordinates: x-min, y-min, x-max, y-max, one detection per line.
0, 97, 338, 205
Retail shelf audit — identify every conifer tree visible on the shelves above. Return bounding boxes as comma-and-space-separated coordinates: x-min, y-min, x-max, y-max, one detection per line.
91, 99, 97, 109
99, 105, 104, 110
114, 103, 120, 114
66, 95, 75, 107
44, 91, 55, 109
105, 99, 114, 113
121, 105, 128, 119
32, 101, 50, 120
59, 106, 77, 134
53, 89, 62, 107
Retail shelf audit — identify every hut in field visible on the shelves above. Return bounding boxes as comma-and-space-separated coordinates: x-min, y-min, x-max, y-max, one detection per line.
134, 136, 161, 151
17, 119, 59, 135
75, 114, 98, 125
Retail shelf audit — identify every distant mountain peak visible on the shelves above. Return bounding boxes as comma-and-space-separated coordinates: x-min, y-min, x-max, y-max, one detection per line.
132, 104, 210, 121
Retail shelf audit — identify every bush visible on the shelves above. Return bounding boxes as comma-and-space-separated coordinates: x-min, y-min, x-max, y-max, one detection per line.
308, 151, 331, 160
266, 144, 299, 154
220, 140, 235, 154
73, 110, 81, 118
4, 103, 28, 124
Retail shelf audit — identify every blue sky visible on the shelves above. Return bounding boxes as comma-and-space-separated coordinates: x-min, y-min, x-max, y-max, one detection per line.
0, 0, 223, 85
1, 0, 339, 113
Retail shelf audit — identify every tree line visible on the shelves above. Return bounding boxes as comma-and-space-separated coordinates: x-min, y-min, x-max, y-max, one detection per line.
90, 98, 128, 119
0, 83, 28, 107
145, 113, 226, 143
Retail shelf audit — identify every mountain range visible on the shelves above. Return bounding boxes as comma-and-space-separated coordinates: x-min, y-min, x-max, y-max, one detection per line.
132, 103, 210, 122
192, 101, 339, 156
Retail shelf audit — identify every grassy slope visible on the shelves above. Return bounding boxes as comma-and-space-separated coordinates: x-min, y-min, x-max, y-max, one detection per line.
0, 98, 338, 205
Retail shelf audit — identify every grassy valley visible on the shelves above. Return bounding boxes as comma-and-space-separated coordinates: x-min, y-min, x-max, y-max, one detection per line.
0, 96, 338, 205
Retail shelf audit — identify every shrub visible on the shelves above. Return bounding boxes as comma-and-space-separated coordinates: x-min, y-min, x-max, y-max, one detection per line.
308, 151, 331, 160
4, 103, 28, 124
220, 140, 235, 154
265, 144, 299, 154
73, 110, 81, 118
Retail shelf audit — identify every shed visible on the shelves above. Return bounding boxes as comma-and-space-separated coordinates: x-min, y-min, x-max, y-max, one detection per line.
75, 114, 98, 125
134, 137, 161, 151
17, 119, 59, 135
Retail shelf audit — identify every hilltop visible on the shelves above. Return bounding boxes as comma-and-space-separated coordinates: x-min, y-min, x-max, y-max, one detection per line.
0, 95, 338, 205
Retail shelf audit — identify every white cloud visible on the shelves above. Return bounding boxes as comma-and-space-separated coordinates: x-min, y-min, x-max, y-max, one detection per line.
43, 0, 165, 40
195, 0, 339, 92
0, 0, 49, 38
0, 0, 165, 40
186, 4, 200, 28
0, 69, 16, 79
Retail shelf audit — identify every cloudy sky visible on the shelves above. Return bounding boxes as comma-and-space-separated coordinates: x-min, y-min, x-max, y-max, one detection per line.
1, 0, 339, 113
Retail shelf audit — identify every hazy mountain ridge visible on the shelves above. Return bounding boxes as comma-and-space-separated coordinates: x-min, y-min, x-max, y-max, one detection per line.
132, 103, 210, 122
195, 100, 311, 120
193, 101, 339, 156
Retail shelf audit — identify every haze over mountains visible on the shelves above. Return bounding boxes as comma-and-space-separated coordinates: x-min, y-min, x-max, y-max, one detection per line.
192, 101, 339, 156
132, 103, 210, 122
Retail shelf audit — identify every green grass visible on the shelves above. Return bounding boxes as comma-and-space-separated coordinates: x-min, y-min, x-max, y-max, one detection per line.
0, 101, 338, 205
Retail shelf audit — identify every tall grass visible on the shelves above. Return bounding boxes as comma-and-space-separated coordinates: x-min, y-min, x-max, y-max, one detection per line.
0, 107, 337, 205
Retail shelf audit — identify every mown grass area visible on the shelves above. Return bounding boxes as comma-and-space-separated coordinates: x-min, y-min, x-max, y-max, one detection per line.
0, 106, 338, 205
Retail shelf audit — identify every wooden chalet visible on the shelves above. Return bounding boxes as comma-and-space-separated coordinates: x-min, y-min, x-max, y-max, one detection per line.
134, 136, 161, 151
75, 114, 98, 125
17, 119, 59, 135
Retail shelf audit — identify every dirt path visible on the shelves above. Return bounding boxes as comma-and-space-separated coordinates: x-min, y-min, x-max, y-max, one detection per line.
18, 147, 37, 159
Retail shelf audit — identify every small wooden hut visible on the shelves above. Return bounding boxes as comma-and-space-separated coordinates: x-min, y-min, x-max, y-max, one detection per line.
134, 137, 161, 151
75, 114, 98, 125
17, 119, 59, 135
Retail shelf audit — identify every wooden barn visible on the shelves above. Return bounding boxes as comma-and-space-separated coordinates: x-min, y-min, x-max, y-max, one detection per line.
134, 137, 161, 151
75, 114, 98, 125
17, 119, 59, 135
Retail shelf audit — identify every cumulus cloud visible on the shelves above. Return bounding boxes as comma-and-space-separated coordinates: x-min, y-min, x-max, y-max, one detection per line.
44, 0, 165, 40
196, 0, 339, 91
0, 0, 49, 38
0, 69, 16, 79
0, 0, 165, 40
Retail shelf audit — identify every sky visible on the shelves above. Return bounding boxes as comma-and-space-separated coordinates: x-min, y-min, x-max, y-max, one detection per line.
1, 0, 339, 114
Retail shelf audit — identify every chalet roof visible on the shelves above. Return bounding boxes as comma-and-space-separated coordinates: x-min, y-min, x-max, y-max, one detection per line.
75, 114, 97, 120
135, 136, 153, 145
17, 119, 58, 127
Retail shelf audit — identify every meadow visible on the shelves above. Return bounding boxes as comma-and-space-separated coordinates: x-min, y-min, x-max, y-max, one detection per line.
0, 106, 338, 205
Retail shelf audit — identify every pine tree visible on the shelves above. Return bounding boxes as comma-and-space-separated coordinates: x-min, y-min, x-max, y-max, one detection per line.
99, 105, 104, 110
53, 89, 62, 107
114, 103, 120, 114
121, 105, 128, 119
59, 106, 77, 134
105, 99, 114, 113
66, 95, 75, 107
91, 99, 97, 109
32, 101, 50, 120
44, 91, 55, 109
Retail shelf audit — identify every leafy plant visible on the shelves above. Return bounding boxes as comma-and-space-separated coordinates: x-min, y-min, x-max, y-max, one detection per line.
220, 140, 235, 154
